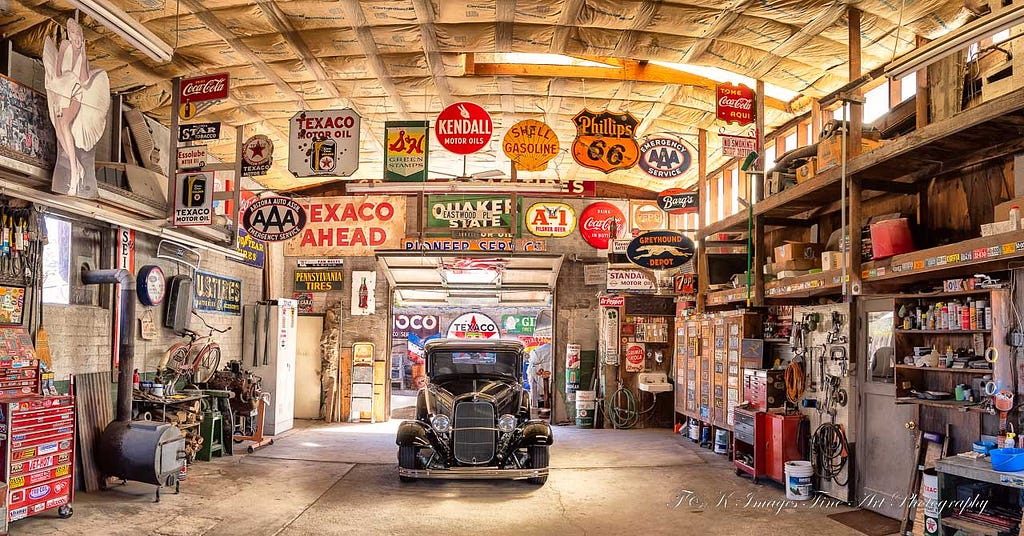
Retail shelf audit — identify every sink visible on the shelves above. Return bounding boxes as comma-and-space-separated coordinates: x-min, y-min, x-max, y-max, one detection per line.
638, 372, 672, 393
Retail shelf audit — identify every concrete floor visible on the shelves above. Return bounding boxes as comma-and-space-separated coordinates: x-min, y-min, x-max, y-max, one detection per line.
14, 419, 875, 536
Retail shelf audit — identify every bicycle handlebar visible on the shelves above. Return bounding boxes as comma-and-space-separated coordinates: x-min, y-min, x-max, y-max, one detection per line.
191, 310, 231, 334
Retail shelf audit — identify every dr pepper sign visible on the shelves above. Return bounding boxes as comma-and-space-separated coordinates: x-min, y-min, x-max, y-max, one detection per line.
289, 109, 361, 178
716, 83, 755, 126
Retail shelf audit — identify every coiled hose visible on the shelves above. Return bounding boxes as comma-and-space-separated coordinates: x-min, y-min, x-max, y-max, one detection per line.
785, 360, 806, 404
605, 383, 657, 429
811, 422, 849, 486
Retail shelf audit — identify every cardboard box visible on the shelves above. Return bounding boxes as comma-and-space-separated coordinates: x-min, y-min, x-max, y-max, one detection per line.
817, 135, 882, 172
821, 251, 848, 272
994, 196, 1024, 222
774, 242, 823, 263
796, 158, 816, 183
766, 259, 820, 275
981, 220, 1017, 236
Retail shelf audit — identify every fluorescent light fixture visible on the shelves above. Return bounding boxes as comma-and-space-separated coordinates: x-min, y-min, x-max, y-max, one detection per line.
885, 3, 1024, 79
67, 0, 174, 63
650, 61, 800, 101
345, 181, 564, 194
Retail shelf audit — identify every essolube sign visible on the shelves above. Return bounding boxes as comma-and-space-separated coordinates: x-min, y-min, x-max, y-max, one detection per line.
626, 231, 695, 270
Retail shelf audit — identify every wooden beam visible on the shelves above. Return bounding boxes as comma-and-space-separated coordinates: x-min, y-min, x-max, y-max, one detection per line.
860, 179, 920, 194
848, 7, 864, 158
470, 61, 791, 111
410, 0, 455, 107
763, 217, 815, 227
338, 1, 412, 119
697, 128, 709, 311
916, 35, 930, 129
683, 0, 756, 63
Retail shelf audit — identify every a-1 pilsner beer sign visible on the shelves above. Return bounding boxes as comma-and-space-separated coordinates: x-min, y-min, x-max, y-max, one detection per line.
571, 110, 640, 173
716, 83, 755, 126
435, 102, 492, 154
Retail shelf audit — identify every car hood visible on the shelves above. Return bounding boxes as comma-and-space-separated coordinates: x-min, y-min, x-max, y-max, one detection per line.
424, 378, 520, 416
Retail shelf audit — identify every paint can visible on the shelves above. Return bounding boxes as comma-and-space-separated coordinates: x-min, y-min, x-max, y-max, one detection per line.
689, 420, 700, 441
922, 469, 939, 535
784, 460, 814, 500
575, 390, 596, 428
714, 429, 729, 454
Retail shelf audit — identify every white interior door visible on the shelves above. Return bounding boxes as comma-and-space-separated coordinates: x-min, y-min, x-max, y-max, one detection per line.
294, 315, 324, 419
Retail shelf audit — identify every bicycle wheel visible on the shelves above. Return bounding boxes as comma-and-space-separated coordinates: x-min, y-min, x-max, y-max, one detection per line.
167, 346, 190, 373
195, 345, 222, 384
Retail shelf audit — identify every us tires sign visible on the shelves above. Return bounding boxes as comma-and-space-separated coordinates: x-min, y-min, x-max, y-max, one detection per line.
242, 196, 307, 242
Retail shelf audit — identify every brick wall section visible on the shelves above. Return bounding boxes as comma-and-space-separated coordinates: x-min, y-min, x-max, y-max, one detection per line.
45, 231, 272, 380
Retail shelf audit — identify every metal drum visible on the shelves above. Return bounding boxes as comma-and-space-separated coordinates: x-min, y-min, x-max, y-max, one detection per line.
97, 420, 185, 486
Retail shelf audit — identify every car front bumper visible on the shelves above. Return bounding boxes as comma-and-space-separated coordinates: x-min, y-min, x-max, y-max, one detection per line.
398, 466, 548, 480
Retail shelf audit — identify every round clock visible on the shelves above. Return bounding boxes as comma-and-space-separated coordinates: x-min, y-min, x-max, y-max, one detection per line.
137, 265, 166, 306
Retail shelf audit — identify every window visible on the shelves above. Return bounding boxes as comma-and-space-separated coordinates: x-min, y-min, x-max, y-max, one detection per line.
863, 81, 891, 124
731, 168, 740, 215
994, 29, 1010, 44
785, 131, 798, 152
764, 144, 776, 172
41, 216, 71, 305
716, 175, 725, 222
805, 122, 814, 143
899, 72, 917, 102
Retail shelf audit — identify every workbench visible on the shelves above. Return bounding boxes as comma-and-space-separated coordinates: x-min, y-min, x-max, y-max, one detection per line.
934, 455, 1024, 535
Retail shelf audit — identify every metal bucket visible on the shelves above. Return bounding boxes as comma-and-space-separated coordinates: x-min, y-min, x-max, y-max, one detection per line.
575, 390, 596, 428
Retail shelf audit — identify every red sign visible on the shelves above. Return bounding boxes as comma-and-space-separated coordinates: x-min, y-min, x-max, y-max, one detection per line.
625, 343, 645, 372
435, 102, 492, 154
716, 83, 755, 126
579, 201, 627, 249
599, 296, 625, 307
658, 188, 699, 214
180, 73, 230, 104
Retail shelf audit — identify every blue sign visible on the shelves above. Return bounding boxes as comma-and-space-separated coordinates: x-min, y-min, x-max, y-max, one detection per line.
232, 226, 265, 268
193, 271, 242, 315
638, 137, 691, 180
626, 231, 695, 270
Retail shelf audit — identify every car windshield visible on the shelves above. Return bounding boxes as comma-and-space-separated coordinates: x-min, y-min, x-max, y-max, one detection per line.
429, 350, 519, 379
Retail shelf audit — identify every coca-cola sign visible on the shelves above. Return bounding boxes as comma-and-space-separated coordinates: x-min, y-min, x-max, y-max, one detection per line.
180, 73, 230, 104
716, 83, 755, 126
579, 201, 627, 249
657, 188, 699, 214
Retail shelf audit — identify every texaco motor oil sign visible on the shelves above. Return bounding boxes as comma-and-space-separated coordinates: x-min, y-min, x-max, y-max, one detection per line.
571, 109, 639, 174
288, 109, 360, 177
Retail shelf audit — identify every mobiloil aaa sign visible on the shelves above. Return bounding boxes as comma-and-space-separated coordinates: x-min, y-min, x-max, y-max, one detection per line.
626, 231, 695, 270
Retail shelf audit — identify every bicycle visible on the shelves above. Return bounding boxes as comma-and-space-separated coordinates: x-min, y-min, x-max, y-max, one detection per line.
159, 311, 229, 390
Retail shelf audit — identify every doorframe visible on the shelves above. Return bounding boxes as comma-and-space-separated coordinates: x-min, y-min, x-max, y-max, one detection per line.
294, 312, 326, 420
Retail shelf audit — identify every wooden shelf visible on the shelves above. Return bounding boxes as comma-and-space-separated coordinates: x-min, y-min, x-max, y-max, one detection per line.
706, 288, 751, 307
863, 231, 1024, 284
886, 288, 1006, 299
698, 212, 748, 239
895, 329, 991, 334
895, 397, 992, 412
764, 270, 845, 298
894, 364, 994, 375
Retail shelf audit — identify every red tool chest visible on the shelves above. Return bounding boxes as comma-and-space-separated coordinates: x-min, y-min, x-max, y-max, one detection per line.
765, 412, 804, 484
743, 369, 786, 411
732, 408, 767, 483
0, 395, 76, 526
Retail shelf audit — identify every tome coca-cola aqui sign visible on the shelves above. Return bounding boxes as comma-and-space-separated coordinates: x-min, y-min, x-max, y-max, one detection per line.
716, 83, 755, 126
579, 201, 627, 249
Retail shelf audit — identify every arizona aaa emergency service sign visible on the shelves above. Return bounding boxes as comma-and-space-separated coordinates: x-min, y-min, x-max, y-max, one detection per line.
638, 137, 691, 179
289, 109, 360, 177
242, 196, 307, 242
447, 313, 500, 339
525, 202, 576, 237
435, 102, 492, 154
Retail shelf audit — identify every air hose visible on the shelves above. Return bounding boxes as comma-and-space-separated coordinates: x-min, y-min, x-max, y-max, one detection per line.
785, 360, 806, 404
605, 382, 658, 429
811, 422, 849, 487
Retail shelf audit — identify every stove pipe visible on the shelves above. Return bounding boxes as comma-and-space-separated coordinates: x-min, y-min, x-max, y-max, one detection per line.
81, 268, 135, 422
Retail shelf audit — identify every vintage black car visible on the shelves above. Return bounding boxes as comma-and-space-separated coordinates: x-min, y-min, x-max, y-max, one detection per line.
396, 339, 553, 484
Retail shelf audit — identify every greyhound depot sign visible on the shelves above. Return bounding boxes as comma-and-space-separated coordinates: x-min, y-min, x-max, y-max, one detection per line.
447, 313, 500, 339
284, 196, 406, 256
626, 231, 696, 270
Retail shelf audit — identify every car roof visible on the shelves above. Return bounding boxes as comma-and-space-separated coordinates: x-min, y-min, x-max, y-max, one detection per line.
424, 338, 526, 353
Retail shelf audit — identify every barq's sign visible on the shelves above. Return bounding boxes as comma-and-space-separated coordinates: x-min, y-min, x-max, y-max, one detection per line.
284, 196, 406, 257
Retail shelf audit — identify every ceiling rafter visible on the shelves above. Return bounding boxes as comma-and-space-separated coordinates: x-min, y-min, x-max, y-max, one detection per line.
613, 0, 661, 57
338, 2, 412, 121
550, 0, 587, 53
747, 2, 849, 79
180, 0, 383, 155
410, 0, 455, 108
682, 0, 757, 63
495, 0, 516, 116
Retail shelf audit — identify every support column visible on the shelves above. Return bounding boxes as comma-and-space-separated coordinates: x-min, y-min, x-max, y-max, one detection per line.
847, 7, 864, 296
697, 129, 709, 312
916, 35, 930, 129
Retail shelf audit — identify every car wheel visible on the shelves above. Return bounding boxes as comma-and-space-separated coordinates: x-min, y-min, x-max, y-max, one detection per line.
527, 445, 548, 485
399, 445, 418, 483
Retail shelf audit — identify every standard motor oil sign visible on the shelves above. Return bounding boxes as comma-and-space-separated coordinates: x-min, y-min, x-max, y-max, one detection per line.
173, 171, 213, 226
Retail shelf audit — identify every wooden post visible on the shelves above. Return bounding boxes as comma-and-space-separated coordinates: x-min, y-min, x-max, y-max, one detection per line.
168, 77, 182, 219
755, 80, 766, 201
231, 126, 243, 248
848, 7, 863, 158
811, 100, 822, 143
697, 129, 708, 312
916, 35, 930, 129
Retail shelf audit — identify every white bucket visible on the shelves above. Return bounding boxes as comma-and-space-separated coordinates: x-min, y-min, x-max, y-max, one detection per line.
784, 461, 814, 500
714, 429, 729, 454
575, 390, 596, 428
689, 421, 700, 441
922, 470, 939, 536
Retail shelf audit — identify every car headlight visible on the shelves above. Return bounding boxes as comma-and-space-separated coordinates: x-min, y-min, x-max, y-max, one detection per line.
430, 414, 451, 433
497, 414, 517, 433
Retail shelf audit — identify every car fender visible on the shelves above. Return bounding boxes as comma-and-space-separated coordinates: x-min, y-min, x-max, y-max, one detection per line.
396, 420, 432, 447
520, 420, 554, 446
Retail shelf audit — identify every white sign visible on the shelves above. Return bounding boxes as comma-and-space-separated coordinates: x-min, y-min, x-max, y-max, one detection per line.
447, 313, 500, 339
288, 109, 361, 177
351, 270, 376, 316
607, 267, 656, 291
176, 145, 207, 171
721, 133, 757, 158
173, 171, 213, 226
583, 264, 607, 286
611, 239, 631, 254
296, 258, 345, 268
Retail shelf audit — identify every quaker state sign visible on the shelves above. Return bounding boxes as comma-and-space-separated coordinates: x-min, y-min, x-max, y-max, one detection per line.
503, 120, 559, 172
571, 110, 639, 174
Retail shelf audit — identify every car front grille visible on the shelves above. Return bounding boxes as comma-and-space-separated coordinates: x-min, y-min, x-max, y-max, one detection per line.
453, 401, 496, 465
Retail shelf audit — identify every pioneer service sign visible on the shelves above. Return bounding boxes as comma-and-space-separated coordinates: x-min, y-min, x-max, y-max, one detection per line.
571, 110, 639, 174
288, 109, 360, 177
284, 196, 406, 257
435, 102, 492, 154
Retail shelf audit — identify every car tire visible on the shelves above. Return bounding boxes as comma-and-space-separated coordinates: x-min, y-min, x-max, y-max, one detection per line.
399, 445, 418, 483
527, 445, 548, 485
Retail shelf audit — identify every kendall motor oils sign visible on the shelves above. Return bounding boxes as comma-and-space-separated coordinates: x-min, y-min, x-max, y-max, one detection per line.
284, 196, 406, 257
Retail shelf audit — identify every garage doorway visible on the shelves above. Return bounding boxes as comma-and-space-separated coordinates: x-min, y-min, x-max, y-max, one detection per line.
294, 315, 324, 419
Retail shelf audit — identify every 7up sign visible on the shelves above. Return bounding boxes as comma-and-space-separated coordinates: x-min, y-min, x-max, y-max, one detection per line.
242, 196, 307, 242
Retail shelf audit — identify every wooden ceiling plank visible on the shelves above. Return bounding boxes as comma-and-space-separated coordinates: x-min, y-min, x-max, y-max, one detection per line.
682, 0, 756, 63
613, 1, 660, 57
410, 0, 455, 107
337, 1, 412, 121
748, 2, 848, 79
550, 0, 588, 53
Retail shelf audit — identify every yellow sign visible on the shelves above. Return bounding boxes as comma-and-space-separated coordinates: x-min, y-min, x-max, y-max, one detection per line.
503, 120, 560, 172
178, 102, 197, 121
